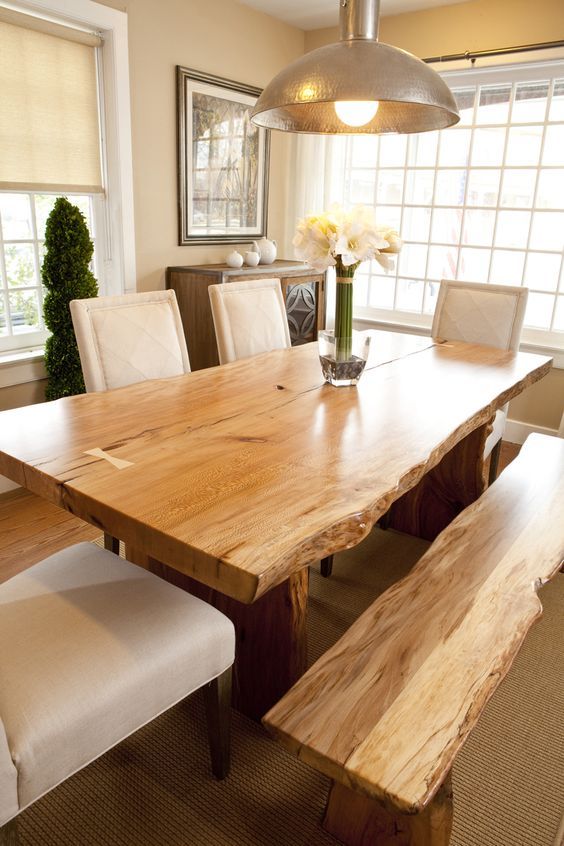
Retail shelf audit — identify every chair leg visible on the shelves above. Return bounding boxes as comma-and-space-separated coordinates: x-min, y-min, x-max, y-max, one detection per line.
0, 819, 19, 846
203, 667, 232, 779
320, 555, 334, 578
104, 532, 120, 554
488, 439, 502, 486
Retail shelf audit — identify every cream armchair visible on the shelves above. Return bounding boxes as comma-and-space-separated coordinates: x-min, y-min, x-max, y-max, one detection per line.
70, 290, 191, 393
208, 278, 291, 364
431, 279, 528, 483
0, 543, 234, 845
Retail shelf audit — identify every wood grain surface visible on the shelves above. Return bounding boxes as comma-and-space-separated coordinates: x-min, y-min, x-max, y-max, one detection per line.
264, 434, 564, 816
0, 335, 551, 605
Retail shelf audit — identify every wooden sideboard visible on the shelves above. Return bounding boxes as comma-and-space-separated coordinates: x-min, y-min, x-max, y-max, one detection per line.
166, 260, 326, 371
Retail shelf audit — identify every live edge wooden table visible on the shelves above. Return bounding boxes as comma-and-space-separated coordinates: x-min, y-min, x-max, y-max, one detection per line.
0, 332, 552, 721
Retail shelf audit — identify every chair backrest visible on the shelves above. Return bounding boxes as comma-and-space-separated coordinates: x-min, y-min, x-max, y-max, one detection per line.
70, 290, 191, 392
0, 717, 18, 827
208, 278, 291, 365
431, 280, 528, 352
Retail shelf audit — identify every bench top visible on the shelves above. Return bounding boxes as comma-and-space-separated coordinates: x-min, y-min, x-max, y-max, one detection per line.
264, 434, 564, 815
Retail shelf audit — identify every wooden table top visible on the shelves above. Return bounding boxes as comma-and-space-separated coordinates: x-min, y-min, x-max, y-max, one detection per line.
0, 331, 551, 604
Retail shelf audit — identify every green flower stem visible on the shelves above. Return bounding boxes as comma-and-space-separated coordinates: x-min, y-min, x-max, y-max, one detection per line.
334, 260, 358, 362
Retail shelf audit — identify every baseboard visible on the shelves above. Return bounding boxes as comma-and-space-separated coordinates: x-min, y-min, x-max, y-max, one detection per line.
0, 476, 20, 494
504, 419, 560, 445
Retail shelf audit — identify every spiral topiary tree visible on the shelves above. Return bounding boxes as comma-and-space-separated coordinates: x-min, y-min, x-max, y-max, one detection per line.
42, 197, 98, 400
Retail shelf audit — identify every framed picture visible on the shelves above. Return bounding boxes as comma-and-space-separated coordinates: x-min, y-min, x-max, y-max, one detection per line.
177, 66, 270, 246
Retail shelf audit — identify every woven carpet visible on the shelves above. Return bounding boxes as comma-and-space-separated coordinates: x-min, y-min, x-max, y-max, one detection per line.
15, 527, 564, 846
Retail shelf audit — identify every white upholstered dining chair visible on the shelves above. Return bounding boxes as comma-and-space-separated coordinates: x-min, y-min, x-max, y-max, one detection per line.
70, 290, 191, 393
208, 278, 291, 364
0, 542, 235, 845
431, 279, 528, 483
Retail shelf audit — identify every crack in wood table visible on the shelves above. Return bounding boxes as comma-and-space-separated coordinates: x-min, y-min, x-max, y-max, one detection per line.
0, 331, 552, 720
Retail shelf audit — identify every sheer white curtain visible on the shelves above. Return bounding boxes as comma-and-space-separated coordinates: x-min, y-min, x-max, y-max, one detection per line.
282, 134, 346, 328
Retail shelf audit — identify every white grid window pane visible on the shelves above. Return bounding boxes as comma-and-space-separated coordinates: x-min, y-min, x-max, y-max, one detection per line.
435, 170, 466, 205
462, 209, 495, 246
459, 247, 490, 282
549, 79, 564, 121
495, 211, 531, 248
350, 171, 376, 204
454, 88, 476, 125
396, 278, 424, 312
489, 249, 526, 285
398, 243, 428, 276
405, 170, 434, 204
368, 276, 395, 308
379, 134, 407, 166
500, 169, 537, 208
427, 244, 458, 280
524, 252, 561, 292
432, 208, 463, 244
542, 124, 564, 165
512, 81, 549, 123
407, 132, 438, 167
466, 170, 501, 207
505, 125, 544, 166
402, 207, 432, 242
536, 170, 564, 209
471, 128, 506, 166
437, 128, 471, 166
476, 84, 511, 124
525, 292, 555, 328
376, 170, 404, 204
553, 296, 564, 330
530, 212, 564, 251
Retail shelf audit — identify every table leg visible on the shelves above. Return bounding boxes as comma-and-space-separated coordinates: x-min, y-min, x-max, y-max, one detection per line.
323, 776, 453, 846
386, 422, 489, 540
125, 548, 308, 722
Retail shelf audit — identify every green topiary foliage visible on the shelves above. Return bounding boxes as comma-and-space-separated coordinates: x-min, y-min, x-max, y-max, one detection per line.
42, 197, 98, 400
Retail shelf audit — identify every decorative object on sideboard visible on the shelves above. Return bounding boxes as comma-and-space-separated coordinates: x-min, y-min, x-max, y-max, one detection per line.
226, 250, 244, 268
244, 251, 260, 267
177, 66, 270, 246
250, 0, 459, 135
252, 238, 277, 265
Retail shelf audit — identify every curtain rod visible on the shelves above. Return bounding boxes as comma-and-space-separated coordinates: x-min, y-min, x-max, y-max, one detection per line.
424, 40, 564, 64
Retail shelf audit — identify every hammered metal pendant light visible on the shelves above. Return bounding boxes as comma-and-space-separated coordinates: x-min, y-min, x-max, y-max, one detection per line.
251, 0, 460, 134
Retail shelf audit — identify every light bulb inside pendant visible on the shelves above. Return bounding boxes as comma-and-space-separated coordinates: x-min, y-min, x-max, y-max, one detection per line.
334, 100, 379, 127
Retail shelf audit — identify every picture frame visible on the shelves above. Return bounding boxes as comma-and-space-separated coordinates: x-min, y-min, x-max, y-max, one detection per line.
177, 66, 270, 246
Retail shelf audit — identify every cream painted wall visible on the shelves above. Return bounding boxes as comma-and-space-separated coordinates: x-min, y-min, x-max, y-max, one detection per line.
95, 0, 304, 292
305, 0, 564, 54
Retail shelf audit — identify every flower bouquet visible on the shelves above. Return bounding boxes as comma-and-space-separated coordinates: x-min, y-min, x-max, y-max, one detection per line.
293, 205, 401, 383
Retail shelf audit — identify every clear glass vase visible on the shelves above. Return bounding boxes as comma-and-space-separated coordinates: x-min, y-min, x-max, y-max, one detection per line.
318, 330, 371, 386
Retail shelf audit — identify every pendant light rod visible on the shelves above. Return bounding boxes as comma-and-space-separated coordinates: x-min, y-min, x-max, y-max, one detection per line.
424, 39, 564, 64
340, 0, 379, 42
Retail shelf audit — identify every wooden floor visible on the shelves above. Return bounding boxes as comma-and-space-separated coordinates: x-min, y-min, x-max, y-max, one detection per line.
0, 487, 99, 583
0, 441, 522, 585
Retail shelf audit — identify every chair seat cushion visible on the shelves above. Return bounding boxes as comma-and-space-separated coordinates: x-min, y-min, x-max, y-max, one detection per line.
0, 543, 234, 817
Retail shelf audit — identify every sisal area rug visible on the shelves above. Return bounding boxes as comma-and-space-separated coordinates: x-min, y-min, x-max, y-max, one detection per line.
15, 527, 564, 846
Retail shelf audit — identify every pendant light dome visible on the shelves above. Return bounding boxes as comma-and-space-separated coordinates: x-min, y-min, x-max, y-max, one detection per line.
250, 0, 460, 134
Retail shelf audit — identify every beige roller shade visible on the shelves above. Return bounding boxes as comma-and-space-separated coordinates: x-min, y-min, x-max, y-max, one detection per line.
0, 15, 103, 193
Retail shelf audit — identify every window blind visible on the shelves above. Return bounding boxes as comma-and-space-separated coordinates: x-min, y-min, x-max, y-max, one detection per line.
0, 11, 103, 193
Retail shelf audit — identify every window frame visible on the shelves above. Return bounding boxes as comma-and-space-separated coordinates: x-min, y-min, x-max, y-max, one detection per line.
0, 0, 135, 358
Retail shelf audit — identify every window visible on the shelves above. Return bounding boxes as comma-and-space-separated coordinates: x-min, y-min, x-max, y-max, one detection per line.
326, 60, 564, 351
0, 0, 135, 357
0, 192, 101, 351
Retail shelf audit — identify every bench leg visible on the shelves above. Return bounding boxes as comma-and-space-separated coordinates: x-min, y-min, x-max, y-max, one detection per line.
0, 819, 19, 846
322, 775, 453, 846
203, 667, 232, 780
320, 555, 334, 578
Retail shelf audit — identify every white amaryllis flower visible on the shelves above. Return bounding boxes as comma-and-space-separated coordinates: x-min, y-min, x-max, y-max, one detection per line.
293, 204, 401, 273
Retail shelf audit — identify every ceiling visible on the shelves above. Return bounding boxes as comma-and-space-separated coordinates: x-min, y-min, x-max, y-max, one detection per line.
240, 0, 469, 31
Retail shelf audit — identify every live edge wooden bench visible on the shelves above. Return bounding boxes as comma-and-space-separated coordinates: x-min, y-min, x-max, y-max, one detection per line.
264, 433, 564, 846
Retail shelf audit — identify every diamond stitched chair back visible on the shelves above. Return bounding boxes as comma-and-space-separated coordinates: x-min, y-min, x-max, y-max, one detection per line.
70, 290, 191, 393
0, 543, 234, 844
431, 279, 528, 481
208, 278, 291, 365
